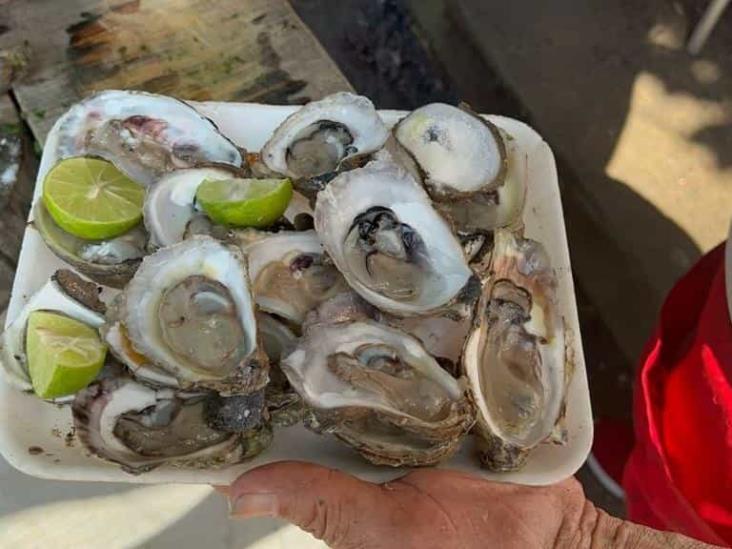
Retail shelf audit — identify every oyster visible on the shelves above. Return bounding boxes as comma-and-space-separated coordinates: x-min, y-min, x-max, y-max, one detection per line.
105, 236, 268, 394
0, 270, 106, 393
462, 230, 571, 471
258, 313, 303, 426
261, 92, 388, 179
315, 160, 474, 316
281, 306, 475, 466
243, 230, 347, 325
144, 165, 243, 249
54, 90, 242, 186
393, 103, 526, 234
33, 202, 146, 288
73, 376, 271, 474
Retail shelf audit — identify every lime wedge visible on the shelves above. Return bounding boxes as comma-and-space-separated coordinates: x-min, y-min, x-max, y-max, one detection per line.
26, 311, 107, 399
196, 178, 292, 228
42, 157, 145, 240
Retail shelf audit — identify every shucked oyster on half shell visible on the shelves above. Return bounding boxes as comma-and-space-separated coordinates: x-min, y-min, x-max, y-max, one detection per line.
315, 160, 475, 317
33, 201, 146, 289
462, 230, 571, 471
242, 229, 347, 325
261, 92, 389, 181
393, 103, 527, 236
73, 376, 272, 474
54, 90, 243, 186
0, 270, 106, 393
104, 236, 268, 394
281, 296, 475, 466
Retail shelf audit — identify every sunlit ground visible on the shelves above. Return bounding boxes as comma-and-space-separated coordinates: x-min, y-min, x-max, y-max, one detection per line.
0, 458, 325, 549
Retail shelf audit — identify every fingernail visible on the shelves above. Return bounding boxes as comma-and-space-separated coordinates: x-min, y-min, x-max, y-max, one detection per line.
229, 493, 278, 518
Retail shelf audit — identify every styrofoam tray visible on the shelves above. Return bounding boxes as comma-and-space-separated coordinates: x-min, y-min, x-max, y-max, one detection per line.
0, 101, 592, 486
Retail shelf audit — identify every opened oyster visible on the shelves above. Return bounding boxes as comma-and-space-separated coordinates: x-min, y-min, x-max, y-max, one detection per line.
73, 376, 271, 474
0, 270, 106, 393
243, 230, 347, 325
33, 202, 146, 288
394, 103, 526, 236
281, 300, 475, 466
261, 92, 388, 180
258, 313, 303, 426
315, 160, 474, 316
463, 230, 570, 471
144, 166, 243, 249
104, 236, 268, 394
54, 90, 243, 186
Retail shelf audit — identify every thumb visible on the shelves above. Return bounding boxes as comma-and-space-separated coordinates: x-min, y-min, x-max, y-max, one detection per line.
228, 461, 389, 546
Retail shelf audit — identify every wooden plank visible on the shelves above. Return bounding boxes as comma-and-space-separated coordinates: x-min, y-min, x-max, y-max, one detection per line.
0, 93, 38, 314
0, 0, 352, 143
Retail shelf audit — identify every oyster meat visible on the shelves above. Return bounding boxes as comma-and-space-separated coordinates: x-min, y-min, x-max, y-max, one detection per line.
105, 236, 268, 394
281, 303, 475, 466
0, 270, 106, 393
394, 103, 526, 235
33, 202, 147, 289
261, 92, 388, 180
462, 230, 571, 471
73, 376, 271, 474
243, 230, 347, 325
315, 159, 474, 316
54, 90, 242, 186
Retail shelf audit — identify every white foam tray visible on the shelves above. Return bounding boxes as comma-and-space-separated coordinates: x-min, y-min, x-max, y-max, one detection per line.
0, 101, 593, 486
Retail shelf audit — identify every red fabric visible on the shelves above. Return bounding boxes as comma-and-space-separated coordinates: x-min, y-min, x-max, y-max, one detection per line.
592, 417, 634, 485
622, 243, 732, 546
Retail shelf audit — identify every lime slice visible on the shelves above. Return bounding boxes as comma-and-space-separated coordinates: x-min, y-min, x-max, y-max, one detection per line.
42, 157, 145, 240
26, 311, 107, 399
196, 178, 292, 228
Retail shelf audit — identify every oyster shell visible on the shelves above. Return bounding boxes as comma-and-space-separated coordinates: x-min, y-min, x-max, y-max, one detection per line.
315, 160, 474, 316
243, 230, 347, 325
54, 90, 242, 186
0, 270, 106, 393
73, 376, 271, 474
33, 202, 146, 288
261, 92, 388, 179
394, 103, 526, 234
106, 236, 268, 394
258, 313, 304, 426
462, 230, 571, 471
144, 165, 243, 249
281, 303, 475, 466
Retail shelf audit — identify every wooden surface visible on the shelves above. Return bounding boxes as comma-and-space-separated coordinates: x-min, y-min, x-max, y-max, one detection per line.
0, 0, 352, 143
0, 0, 352, 318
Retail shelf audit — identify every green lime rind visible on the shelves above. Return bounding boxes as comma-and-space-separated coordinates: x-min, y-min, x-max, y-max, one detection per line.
42, 157, 145, 240
196, 178, 293, 228
26, 310, 107, 399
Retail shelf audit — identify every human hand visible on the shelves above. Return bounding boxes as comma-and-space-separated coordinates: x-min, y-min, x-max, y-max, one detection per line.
226, 461, 711, 549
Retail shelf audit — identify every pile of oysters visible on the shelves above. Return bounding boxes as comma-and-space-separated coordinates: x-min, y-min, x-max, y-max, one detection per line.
0, 90, 572, 474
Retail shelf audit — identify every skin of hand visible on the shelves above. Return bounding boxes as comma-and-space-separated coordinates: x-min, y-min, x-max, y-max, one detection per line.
226, 461, 717, 549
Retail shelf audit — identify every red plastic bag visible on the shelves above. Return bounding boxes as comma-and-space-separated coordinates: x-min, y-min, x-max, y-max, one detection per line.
623, 243, 732, 546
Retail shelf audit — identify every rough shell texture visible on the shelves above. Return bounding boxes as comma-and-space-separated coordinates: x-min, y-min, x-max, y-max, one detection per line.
261, 92, 388, 179
72, 376, 271, 474
54, 90, 242, 186
463, 230, 571, 471
33, 202, 143, 289
281, 315, 475, 467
